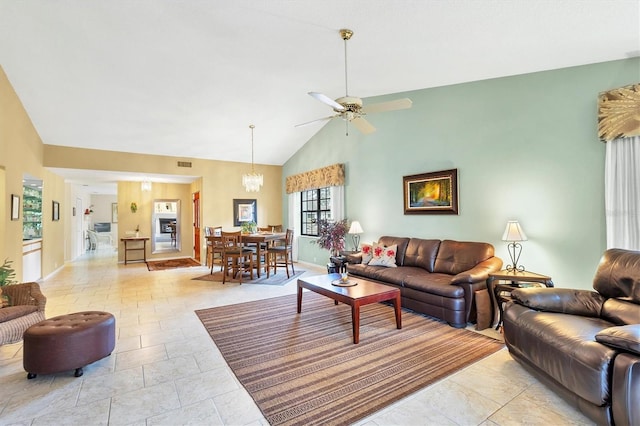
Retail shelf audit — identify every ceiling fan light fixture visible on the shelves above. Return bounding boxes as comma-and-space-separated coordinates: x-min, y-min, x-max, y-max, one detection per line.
242, 124, 263, 192
296, 27, 412, 135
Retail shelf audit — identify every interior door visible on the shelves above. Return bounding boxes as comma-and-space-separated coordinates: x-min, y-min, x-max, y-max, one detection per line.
193, 191, 201, 262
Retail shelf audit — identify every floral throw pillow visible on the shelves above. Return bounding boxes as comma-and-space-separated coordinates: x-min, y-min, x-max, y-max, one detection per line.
368, 244, 398, 268
360, 243, 374, 264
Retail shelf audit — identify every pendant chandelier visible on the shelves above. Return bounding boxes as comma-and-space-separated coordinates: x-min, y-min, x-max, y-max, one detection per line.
242, 124, 263, 192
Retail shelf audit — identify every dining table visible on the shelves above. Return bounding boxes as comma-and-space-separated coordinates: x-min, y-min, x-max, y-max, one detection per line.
241, 232, 286, 277
207, 232, 286, 278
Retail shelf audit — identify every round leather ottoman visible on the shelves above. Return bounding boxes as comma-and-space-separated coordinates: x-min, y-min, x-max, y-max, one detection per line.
23, 311, 115, 379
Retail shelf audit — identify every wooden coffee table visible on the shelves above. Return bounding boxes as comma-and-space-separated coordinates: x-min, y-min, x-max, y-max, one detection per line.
297, 273, 402, 344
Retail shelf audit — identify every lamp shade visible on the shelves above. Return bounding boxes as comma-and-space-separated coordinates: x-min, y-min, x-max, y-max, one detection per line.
502, 220, 527, 242
348, 221, 363, 234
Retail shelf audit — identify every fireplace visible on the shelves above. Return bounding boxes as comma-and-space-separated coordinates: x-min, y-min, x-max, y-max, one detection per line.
158, 218, 175, 234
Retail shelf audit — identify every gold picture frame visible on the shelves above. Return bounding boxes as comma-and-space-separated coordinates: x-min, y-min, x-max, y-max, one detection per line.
403, 169, 458, 215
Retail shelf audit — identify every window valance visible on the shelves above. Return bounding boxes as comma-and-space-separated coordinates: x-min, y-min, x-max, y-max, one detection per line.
285, 163, 345, 194
598, 83, 640, 141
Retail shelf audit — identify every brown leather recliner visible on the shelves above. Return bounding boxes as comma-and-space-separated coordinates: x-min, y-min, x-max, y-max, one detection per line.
503, 248, 640, 426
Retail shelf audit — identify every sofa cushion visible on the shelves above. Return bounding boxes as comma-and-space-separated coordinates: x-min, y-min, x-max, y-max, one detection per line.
360, 243, 374, 264
403, 239, 441, 272
374, 266, 426, 286
504, 305, 617, 406
403, 273, 465, 298
596, 325, 640, 355
434, 240, 494, 275
368, 244, 398, 267
0, 305, 38, 323
378, 236, 410, 267
601, 298, 640, 325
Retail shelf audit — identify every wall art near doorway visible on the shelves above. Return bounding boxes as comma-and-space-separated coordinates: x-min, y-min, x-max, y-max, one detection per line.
233, 199, 257, 226
52, 201, 60, 221
10, 194, 20, 220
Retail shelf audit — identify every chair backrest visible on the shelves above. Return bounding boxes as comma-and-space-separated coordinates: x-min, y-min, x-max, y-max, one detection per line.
268, 224, 283, 232
284, 228, 294, 246
206, 226, 222, 237
221, 231, 243, 252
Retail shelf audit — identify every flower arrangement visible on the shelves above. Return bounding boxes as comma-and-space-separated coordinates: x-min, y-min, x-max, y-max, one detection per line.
313, 219, 349, 256
241, 221, 257, 234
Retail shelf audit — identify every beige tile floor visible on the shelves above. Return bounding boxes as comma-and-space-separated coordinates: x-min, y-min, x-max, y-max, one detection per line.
0, 250, 594, 426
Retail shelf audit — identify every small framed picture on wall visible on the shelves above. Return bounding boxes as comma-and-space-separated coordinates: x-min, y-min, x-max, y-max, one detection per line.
10, 194, 20, 220
52, 201, 60, 221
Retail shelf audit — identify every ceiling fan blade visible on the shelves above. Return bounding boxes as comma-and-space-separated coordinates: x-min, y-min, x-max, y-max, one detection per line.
308, 92, 345, 111
351, 117, 376, 134
362, 98, 413, 114
294, 115, 337, 128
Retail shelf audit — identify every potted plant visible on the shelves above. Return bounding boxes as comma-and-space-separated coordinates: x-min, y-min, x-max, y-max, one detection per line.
0, 258, 17, 307
241, 221, 257, 234
313, 219, 349, 256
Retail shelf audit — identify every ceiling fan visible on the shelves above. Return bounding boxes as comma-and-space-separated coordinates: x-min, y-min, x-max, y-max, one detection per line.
296, 28, 412, 135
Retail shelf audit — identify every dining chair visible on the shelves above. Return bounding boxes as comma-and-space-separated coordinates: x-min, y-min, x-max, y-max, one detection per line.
221, 231, 254, 284
266, 228, 295, 279
268, 224, 283, 233
205, 226, 222, 267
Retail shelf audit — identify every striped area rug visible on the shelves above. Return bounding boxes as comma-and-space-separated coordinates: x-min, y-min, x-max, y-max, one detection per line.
196, 292, 503, 426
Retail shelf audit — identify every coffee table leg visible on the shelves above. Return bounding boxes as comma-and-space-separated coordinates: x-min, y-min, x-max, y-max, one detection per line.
352, 303, 360, 344
297, 285, 302, 313
394, 294, 402, 329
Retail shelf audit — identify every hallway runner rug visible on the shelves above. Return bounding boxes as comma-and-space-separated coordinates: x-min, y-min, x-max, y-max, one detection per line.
196, 292, 504, 426
146, 258, 201, 271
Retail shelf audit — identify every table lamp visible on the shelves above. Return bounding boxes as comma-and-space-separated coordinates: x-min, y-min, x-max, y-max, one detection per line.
502, 220, 527, 272
348, 221, 364, 251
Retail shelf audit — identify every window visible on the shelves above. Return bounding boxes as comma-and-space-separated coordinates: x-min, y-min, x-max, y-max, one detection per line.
301, 187, 332, 236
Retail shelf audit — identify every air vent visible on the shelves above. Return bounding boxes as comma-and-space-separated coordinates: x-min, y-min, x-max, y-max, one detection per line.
177, 161, 192, 168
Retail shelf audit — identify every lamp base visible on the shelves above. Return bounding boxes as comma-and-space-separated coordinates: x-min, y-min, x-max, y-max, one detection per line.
505, 264, 525, 273
506, 242, 525, 273
351, 234, 360, 252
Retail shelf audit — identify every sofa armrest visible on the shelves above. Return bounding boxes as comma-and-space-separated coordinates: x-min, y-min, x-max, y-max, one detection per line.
345, 252, 362, 264
596, 324, 640, 356
511, 287, 605, 317
2, 282, 47, 311
450, 257, 503, 284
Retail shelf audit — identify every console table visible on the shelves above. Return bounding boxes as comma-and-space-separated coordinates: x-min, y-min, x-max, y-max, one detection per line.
120, 237, 149, 265
486, 269, 553, 330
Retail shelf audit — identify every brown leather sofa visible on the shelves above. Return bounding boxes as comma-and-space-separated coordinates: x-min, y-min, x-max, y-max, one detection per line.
346, 236, 503, 327
503, 248, 640, 426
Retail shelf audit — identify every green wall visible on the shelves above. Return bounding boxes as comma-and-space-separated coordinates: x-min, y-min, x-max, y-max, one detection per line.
283, 58, 640, 289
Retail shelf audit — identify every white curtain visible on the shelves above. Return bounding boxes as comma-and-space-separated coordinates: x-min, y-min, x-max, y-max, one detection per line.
288, 192, 301, 261
605, 135, 640, 250
330, 186, 345, 221
287, 186, 345, 261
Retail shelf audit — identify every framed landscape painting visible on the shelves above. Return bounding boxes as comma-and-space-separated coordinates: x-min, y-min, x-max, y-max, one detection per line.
403, 169, 458, 215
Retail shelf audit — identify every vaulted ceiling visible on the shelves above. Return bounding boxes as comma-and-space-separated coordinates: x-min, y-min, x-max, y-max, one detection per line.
2, 1, 639, 170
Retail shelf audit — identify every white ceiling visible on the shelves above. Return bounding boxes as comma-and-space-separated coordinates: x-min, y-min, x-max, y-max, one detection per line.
1, 1, 639, 187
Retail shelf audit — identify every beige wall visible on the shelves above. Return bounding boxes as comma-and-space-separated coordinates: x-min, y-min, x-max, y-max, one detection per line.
45, 145, 283, 261
4, 63, 283, 270
0, 66, 66, 281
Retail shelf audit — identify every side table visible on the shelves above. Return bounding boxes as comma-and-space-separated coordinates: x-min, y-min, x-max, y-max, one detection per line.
486, 269, 553, 330
120, 237, 149, 265
329, 255, 348, 273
